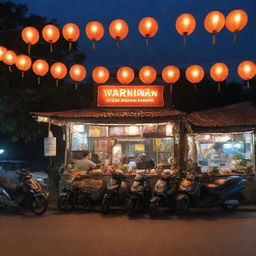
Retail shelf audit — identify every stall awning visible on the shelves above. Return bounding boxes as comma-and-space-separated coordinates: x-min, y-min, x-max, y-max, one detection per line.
187, 101, 256, 132
32, 107, 184, 124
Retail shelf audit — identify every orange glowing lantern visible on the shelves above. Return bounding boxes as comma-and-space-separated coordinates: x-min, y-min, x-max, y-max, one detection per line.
138, 17, 158, 47
92, 66, 109, 84
139, 66, 157, 84
50, 62, 67, 86
70, 64, 86, 89
85, 21, 104, 50
0, 46, 7, 61
226, 9, 248, 42
3, 50, 16, 72
237, 61, 256, 89
185, 65, 204, 90
42, 24, 60, 52
62, 23, 80, 51
109, 19, 129, 48
175, 13, 196, 45
210, 63, 229, 92
117, 66, 134, 84
15, 55, 32, 77
21, 26, 40, 54
32, 59, 49, 84
204, 11, 225, 44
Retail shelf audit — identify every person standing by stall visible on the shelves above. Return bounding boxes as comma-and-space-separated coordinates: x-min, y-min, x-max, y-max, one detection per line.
75, 150, 97, 173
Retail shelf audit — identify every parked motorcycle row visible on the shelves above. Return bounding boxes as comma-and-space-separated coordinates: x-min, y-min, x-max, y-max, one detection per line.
58, 170, 247, 217
0, 169, 247, 216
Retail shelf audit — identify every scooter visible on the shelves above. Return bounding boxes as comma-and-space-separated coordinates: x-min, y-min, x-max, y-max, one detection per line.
148, 172, 179, 217
175, 175, 246, 215
0, 169, 48, 215
126, 174, 151, 216
101, 171, 129, 214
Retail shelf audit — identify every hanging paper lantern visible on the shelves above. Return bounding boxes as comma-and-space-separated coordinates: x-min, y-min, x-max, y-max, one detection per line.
109, 19, 129, 48
3, 50, 16, 72
85, 21, 104, 50
92, 66, 109, 84
210, 63, 229, 92
138, 17, 158, 47
21, 26, 40, 54
70, 64, 86, 89
15, 55, 32, 78
185, 65, 204, 90
237, 61, 256, 89
62, 23, 80, 51
204, 11, 225, 44
117, 66, 134, 84
226, 9, 248, 42
175, 13, 196, 45
162, 65, 180, 84
139, 66, 157, 84
42, 24, 60, 52
32, 59, 49, 84
50, 62, 67, 86
0, 46, 7, 61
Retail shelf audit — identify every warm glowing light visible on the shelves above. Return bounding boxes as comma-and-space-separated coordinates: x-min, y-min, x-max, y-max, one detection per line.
92, 66, 109, 84
139, 66, 157, 84
15, 55, 32, 71
85, 21, 104, 41
226, 9, 248, 33
237, 61, 256, 81
32, 59, 49, 77
3, 50, 16, 65
42, 24, 60, 43
69, 64, 86, 82
210, 63, 229, 84
176, 13, 196, 36
117, 66, 134, 84
50, 62, 67, 80
21, 26, 39, 45
162, 66, 180, 84
186, 65, 204, 84
109, 19, 129, 40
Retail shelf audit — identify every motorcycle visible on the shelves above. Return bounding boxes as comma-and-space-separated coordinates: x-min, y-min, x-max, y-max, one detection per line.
101, 171, 129, 214
175, 174, 246, 215
126, 174, 151, 216
148, 171, 179, 217
58, 175, 105, 211
0, 169, 48, 215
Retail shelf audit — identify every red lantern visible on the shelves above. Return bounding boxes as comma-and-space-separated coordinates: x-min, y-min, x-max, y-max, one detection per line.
226, 9, 248, 42
117, 66, 134, 84
42, 24, 60, 52
32, 59, 49, 84
237, 61, 256, 89
21, 26, 40, 54
139, 66, 157, 84
138, 17, 158, 47
0, 46, 7, 61
3, 50, 16, 72
176, 13, 196, 44
70, 64, 86, 89
15, 55, 32, 77
185, 65, 204, 90
85, 21, 104, 50
162, 65, 180, 84
109, 19, 129, 48
50, 62, 67, 86
62, 23, 80, 51
92, 66, 109, 84
204, 11, 225, 44
210, 63, 229, 91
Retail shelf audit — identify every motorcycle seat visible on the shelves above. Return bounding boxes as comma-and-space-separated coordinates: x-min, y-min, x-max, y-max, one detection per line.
202, 176, 241, 194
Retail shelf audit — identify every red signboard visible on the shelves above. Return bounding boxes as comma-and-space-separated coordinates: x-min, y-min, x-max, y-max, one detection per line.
97, 85, 164, 107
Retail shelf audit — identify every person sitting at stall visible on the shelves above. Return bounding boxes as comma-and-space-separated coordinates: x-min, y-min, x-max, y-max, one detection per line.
75, 150, 97, 173
136, 154, 155, 171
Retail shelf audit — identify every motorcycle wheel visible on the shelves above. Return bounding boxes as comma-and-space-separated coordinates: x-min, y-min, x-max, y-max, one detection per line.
175, 198, 189, 216
27, 195, 48, 215
127, 198, 137, 217
101, 198, 111, 214
149, 201, 159, 217
221, 197, 240, 213
58, 195, 74, 212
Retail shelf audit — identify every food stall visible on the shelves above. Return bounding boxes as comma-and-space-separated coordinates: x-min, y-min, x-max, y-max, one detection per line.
32, 81, 186, 175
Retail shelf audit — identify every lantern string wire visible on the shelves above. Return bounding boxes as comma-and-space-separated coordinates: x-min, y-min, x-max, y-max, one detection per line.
0, 3, 255, 33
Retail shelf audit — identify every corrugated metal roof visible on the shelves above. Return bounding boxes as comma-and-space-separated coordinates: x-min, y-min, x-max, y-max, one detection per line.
187, 102, 256, 128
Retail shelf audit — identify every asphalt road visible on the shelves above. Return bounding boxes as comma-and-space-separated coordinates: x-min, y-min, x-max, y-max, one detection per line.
0, 207, 256, 256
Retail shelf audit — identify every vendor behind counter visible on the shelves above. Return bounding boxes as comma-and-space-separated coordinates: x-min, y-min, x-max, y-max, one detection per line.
74, 150, 97, 172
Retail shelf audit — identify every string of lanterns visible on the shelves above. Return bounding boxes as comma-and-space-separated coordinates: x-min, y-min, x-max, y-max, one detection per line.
18, 9, 248, 52
0, 45, 255, 90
